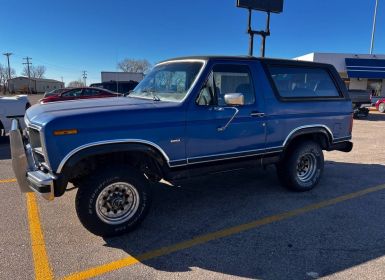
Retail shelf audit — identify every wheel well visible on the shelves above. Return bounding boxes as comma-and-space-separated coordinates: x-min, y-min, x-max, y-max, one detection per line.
56, 146, 168, 197
284, 132, 331, 155
70, 150, 164, 179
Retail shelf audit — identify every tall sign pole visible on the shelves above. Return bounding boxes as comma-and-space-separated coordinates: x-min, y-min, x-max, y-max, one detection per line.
248, 9, 254, 56
370, 0, 379, 54
237, 0, 283, 57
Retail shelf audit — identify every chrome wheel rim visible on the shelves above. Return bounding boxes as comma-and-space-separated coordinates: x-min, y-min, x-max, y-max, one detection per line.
296, 153, 317, 183
380, 103, 385, 112
96, 182, 140, 225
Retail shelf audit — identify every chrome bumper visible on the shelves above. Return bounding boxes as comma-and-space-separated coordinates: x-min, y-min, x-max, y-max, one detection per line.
10, 119, 55, 201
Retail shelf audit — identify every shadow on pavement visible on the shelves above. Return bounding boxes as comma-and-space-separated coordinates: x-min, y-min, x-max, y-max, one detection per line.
359, 111, 385, 122
0, 137, 10, 160
103, 161, 385, 279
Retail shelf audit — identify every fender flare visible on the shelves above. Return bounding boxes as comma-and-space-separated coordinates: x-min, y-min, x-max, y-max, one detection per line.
54, 142, 170, 197
283, 126, 333, 149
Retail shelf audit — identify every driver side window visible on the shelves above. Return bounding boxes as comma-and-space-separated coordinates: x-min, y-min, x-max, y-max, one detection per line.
213, 64, 255, 106
196, 64, 255, 107
62, 88, 83, 97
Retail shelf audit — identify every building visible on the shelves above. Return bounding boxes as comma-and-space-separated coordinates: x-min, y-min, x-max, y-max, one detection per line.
8, 77, 64, 94
101, 71, 144, 83
294, 53, 385, 97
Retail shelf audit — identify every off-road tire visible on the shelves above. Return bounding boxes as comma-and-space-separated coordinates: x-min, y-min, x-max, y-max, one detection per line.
75, 166, 151, 237
276, 141, 324, 192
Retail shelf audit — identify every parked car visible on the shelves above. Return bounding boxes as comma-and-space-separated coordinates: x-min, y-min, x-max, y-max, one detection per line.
40, 87, 121, 103
375, 98, 385, 113
370, 94, 383, 106
90, 81, 139, 95
0, 95, 30, 136
348, 90, 371, 118
43, 88, 71, 98
10, 56, 353, 236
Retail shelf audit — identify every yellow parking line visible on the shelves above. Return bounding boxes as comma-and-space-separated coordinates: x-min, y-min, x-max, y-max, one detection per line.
62, 183, 385, 280
0, 178, 17, 183
26, 193, 54, 280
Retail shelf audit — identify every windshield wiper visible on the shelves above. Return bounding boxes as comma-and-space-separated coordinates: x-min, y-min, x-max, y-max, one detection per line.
141, 89, 160, 101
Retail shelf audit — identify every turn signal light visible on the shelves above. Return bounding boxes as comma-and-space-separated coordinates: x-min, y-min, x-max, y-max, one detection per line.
53, 129, 78, 136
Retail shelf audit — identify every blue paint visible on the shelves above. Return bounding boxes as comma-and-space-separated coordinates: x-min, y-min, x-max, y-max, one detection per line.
345, 58, 385, 79
25, 57, 353, 173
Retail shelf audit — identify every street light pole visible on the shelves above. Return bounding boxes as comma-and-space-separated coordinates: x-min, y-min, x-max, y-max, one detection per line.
370, 0, 379, 54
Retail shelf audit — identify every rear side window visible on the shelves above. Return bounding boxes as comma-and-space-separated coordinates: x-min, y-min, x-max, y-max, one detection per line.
268, 66, 340, 99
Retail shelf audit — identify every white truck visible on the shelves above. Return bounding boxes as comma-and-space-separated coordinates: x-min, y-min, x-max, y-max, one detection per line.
0, 95, 30, 136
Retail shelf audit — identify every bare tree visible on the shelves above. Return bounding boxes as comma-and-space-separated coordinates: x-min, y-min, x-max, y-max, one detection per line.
117, 58, 151, 73
22, 65, 46, 78
67, 79, 85, 88
0, 64, 16, 93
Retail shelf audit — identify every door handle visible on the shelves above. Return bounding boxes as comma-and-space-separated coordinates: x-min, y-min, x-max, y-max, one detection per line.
250, 111, 265, 118
217, 107, 239, 132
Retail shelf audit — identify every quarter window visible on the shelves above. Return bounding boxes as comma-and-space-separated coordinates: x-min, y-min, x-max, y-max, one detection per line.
268, 66, 340, 98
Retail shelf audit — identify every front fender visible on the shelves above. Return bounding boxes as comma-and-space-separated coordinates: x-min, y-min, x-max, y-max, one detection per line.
55, 142, 169, 197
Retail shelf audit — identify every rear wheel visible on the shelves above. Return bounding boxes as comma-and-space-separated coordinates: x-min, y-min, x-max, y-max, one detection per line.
277, 141, 324, 192
379, 103, 385, 113
75, 166, 151, 237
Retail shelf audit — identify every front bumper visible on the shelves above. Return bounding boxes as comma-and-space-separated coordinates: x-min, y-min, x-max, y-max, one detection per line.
10, 119, 55, 201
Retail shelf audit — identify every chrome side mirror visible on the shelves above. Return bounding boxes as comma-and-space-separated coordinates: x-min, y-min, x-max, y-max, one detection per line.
224, 93, 244, 106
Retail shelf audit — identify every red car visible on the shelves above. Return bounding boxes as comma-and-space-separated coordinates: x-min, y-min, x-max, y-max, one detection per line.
40, 87, 121, 103
375, 98, 385, 113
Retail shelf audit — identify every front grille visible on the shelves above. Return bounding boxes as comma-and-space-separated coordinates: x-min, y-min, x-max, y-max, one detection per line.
28, 127, 41, 149
27, 127, 46, 167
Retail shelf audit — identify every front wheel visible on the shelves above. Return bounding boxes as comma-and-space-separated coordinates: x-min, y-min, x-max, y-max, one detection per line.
276, 141, 324, 192
75, 166, 151, 237
379, 103, 385, 113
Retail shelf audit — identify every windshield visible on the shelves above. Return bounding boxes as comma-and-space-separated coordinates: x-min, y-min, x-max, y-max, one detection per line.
129, 61, 203, 102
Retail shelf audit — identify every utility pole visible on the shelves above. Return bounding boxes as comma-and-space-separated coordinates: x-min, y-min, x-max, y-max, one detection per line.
82, 70, 87, 86
3, 52, 13, 93
23, 57, 32, 93
3, 52, 13, 80
370, 0, 379, 54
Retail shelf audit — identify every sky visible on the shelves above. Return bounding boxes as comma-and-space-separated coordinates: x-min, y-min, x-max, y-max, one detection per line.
1, 0, 384, 85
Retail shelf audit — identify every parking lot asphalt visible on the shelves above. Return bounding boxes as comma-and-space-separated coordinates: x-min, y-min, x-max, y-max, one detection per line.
1, 96, 385, 280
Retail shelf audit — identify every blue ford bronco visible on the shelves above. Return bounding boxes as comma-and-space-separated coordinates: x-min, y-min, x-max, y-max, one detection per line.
10, 56, 353, 236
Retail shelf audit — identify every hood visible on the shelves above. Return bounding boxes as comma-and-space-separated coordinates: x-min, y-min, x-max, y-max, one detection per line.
25, 97, 170, 127
0, 95, 28, 102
